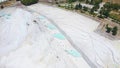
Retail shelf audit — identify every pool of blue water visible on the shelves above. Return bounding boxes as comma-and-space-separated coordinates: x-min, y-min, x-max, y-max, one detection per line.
66, 50, 81, 57
4, 14, 11, 19
47, 24, 57, 30
39, 15, 46, 19
53, 33, 65, 40
0, 13, 5, 17
0, 13, 11, 19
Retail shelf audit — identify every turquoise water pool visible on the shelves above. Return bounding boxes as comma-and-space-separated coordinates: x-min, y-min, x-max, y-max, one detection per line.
0, 13, 5, 17
7, 14, 11, 16
47, 24, 57, 30
53, 33, 65, 40
4, 14, 11, 19
0, 13, 11, 19
66, 50, 81, 57
39, 15, 46, 19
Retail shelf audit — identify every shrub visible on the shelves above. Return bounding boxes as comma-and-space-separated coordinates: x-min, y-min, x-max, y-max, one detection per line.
78, 3, 82, 9
112, 26, 118, 36
86, 0, 102, 5
106, 27, 112, 33
78, 0, 84, 2
99, 8, 110, 18
75, 4, 79, 10
106, 24, 112, 33
21, 0, 38, 6
83, 6, 88, 11
75, 3, 82, 10
103, 2, 111, 9
93, 4, 100, 11
98, 15, 105, 19
67, 0, 77, 3
1, 5, 4, 9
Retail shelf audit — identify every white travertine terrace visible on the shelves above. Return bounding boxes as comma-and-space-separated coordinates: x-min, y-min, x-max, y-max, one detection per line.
0, 3, 120, 68
0, 7, 90, 68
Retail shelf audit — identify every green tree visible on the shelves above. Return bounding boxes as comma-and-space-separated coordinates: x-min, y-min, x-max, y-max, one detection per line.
85, 0, 89, 4
93, 4, 100, 11
106, 27, 112, 33
106, 24, 112, 33
90, 7, 95, 14
75, 3, 82, 10
75, 4, 79, 10
112, 26, 118, 35
83, 6, 88, 11
99, 7, 110, 18
78, 0, 84, 2
67, 0, 77, 3
21, 0, 38, 5
90, 0, 102, 5
103, 2, 111, 9
78, 3, 82, 9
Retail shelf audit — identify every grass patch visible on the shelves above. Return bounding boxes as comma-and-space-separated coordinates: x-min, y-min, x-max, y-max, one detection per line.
109, 13, 120, 24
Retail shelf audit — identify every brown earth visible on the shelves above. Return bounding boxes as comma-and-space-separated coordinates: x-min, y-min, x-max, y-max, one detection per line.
103, 0, 120, 4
